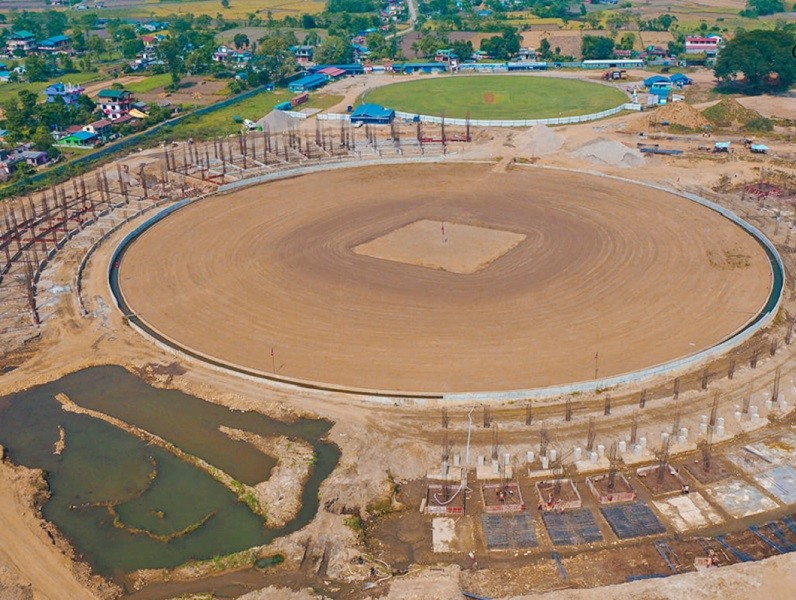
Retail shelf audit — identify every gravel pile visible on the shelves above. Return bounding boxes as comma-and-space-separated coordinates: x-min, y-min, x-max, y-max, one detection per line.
571, 139, 645, 168
515, 124, 564, 156
257, 110, 301, 134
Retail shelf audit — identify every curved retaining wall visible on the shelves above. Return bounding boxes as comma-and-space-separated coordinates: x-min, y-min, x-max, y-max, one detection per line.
107, 160, 785, 403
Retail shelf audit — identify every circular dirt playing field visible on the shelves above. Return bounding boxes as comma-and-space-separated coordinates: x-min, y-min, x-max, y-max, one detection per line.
363, 75, 628, 119
118, 163, 774, 394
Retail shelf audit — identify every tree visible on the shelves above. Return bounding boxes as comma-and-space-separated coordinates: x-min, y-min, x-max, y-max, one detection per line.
255, 33, 299, 83
619, 33, 635, 51
538, 38, 551, 58
365, 32, 387, 57
233, 33, 249, 49
158, 36, 185, 89
581, 35, 615, 60
450, 39, 474, 61
24, 55, 50, 82
315, 35, 352, 63
42, 10, 68, 37
412, 32, 447, 58
304, 31, 322, 46
221, 0, 230, 8
32, 125, 54, 153
87, 35, 107, 57
742, 0, 785, 15
714, 29, 796, 92
480, 28, 521, 60
121, 38, 144, 59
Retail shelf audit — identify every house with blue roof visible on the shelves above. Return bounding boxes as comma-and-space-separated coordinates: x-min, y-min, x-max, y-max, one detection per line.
669, 73, 692, 87
643, 75, 670, 88
39, 35, 71, 54
58, 130, 100, 148
44, 82, 85, 105
7, 31, 37, 55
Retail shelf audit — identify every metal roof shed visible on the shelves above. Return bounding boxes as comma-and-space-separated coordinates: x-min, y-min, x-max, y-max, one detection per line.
350, 104, 395, 125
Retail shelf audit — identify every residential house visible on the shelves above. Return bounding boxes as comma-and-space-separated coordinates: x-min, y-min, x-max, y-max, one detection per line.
19, 150, 49, 166
97, 89, 135, 120
352, 43, 370, 61
434, 49, 457, 63
141, 35, 158, 50
517, 48, 536, 61
291, 45, 315, 65
83, 119, 113, 141
212, 45, 252, 69
685, 35, 722, 56
4, 145, 50, 167
0, 71, 13, 83
58, 131, 100, 147
140, 21, 169, 33
7, 31, 37, 55
44, 82, 85, 105
38, 35, 72, 54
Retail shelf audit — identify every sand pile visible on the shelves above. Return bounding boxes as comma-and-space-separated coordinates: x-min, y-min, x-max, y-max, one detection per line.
625, 101, 710, 133
515, 124, 564, 156
257, 109, 301, 134
571, 139, 645, 168
702, 97, 764, 128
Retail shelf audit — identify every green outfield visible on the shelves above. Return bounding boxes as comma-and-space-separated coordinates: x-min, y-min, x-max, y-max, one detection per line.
364, 75, 628, 120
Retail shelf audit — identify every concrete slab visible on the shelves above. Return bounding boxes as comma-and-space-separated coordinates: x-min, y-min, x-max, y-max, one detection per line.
705, 479, 779, 518
432, 517, 455, 553
754, 465, 796, 505
729, 433, 796, 475
653, 493, 723, 532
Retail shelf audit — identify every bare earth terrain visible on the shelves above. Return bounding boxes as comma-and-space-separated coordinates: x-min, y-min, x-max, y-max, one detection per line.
119, 163, 772, 394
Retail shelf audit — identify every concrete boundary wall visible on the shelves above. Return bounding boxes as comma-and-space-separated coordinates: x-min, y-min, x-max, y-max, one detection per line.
106, 160, 784, 404
318, 103, 640, 127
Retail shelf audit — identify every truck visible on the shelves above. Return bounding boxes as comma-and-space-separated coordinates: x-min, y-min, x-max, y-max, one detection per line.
603, 69, 627, 80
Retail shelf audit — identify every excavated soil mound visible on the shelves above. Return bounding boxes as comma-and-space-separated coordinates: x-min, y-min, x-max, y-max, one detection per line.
570, 139, 645, 168
625, 101, 711, 133
702, 98, 765, 129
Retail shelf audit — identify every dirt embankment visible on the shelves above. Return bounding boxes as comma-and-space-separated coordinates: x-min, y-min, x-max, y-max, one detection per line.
219, 426, 315, 528
0, 446, 117, 600
54, 393, 267, 519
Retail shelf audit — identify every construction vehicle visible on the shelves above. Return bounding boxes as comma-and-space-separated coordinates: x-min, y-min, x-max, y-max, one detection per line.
603, 69, 627, 81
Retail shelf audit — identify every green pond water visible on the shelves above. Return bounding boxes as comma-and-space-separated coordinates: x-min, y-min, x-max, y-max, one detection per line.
0, 366, 339, 578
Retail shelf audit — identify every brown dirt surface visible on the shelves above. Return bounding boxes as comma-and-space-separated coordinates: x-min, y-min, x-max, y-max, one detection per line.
0, 459, 101, 600
118, 163, 773, 394
82, 76, 145, 98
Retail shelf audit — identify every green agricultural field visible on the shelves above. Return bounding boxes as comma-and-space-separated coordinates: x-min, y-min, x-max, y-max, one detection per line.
364, 75, 629, 120
168, 90, 343, 138
125, 74, 174, 94
0, 72, 102, 105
